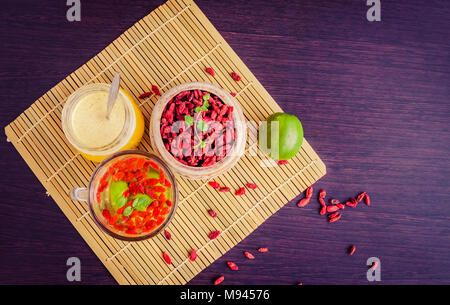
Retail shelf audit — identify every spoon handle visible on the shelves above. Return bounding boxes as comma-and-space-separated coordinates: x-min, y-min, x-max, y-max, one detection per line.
106, 72, 121, 120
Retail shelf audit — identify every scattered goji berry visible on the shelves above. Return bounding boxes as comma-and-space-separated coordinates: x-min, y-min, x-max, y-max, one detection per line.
230, 72, 241, 81
330, 199, 340, 204
230, 92, 237, 97
235, 187, 246, 196
319, 206, 326, 215
139, 91, 152, 99
205, 67, 215, 76
349, 245, 356, 255
328, 211, 340, 219
163, 251, 171, 264
319, 189, 326, 198
328, 214, 342, 223
209, 230, 220, 239
190, 249, 197, 261
277, 160, 288, 165
214, 275, 224, 285
258, 247, 268, 253
219, 187, 230, 192
356, 192, 366, 202
208, 209, 217, 218
227, 262, 239, 270
209, 181, 220, 189
326, 205, 339, 213
305, 186, 313, 199
297, 198, 310, 207
152, 85, 160, 96
364, 193, 371, 206
246, 183, 258, 189
164, 230, 172, 240
244, 251, 255, 259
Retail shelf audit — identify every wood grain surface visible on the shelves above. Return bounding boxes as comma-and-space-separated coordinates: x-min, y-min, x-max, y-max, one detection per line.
0, 0, 449, 284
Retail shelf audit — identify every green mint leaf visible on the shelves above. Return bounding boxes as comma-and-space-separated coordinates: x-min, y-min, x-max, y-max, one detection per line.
196, 120, 208, 132
123, 206, 134, 217
194, 107, 203, 113
203, 94, 210, 104
116, 196, 127, 208
135, 197, 150, 212
184, 115, 194, 126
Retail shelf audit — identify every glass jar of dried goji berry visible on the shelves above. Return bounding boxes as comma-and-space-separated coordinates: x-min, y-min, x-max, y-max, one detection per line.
150, 82, 247, 180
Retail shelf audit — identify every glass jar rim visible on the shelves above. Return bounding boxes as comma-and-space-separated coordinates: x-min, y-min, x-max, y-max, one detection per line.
61, 83, 136, 156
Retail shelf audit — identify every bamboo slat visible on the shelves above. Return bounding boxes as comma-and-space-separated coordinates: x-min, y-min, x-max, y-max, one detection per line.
4, 0, 326, 285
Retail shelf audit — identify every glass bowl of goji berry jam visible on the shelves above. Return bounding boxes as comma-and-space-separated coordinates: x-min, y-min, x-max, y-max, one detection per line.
150, 82, 247, 180
70, 150, 178, 241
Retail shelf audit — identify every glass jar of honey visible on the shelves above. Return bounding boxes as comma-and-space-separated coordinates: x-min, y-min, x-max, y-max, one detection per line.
62, 83, 144, 162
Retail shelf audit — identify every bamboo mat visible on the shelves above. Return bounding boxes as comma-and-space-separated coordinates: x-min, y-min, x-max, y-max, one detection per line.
4, 0, 326, 284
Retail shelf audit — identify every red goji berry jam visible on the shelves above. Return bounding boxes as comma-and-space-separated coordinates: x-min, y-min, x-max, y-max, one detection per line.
96, 156, 173, 235
160, 89, 236, 167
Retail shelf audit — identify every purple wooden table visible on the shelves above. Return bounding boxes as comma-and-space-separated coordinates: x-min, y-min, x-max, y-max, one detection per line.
1, 0, 449, 285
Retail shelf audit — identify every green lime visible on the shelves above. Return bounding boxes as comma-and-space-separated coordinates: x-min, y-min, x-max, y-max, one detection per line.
259, 112, 303, 160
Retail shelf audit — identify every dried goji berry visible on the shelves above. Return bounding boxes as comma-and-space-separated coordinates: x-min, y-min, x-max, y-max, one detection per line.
364, 193, 371, 206
305, 186, 313, 199
244, 251, 255, 259
205, 67, 215, 76
349, 245, 356, 255
214, 275, 224, 285
152, 186, 166, 193
328, 214, 342, 223
356, 192, 366, 202
297, 198, 310, 207
246, 183, 258, 189
108, 215, 118, 225
125, 228, 137, 234
235, 187, 246, 196
163, 251, 171, 264
230, 72, 241, 81
277, 160, 288, 165
164, 230, 172, 240
208, 209, 217, 218
230, 92, 237, 97
209, 181, 220, 189
209, 230, 220, 239
152, 85, 160, 96
190, 249, 197, 261
326, 205, 339, 213
319, 206, 326, 215
102, 209, 111, 220
227, 261, 239, 270
330, 198, 340, 204
139, 91, 152, 99
319, 189, 326, 198
219, 187, 230, 192
328, 211, 340, 219
258, 247, 268, 253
